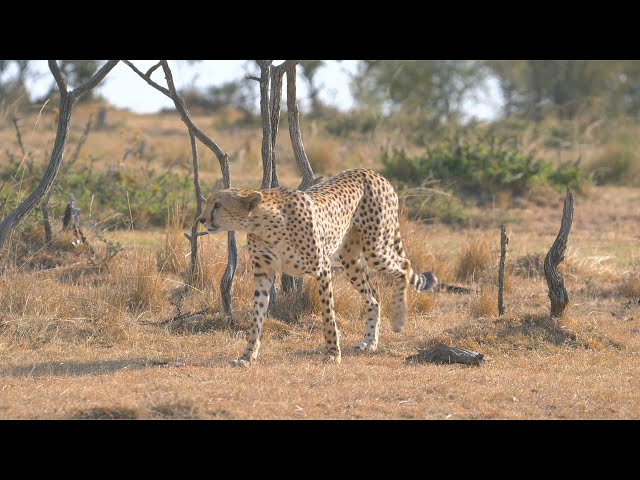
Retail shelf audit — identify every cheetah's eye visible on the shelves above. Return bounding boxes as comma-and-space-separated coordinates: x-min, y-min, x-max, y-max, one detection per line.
213, 202, 221, 210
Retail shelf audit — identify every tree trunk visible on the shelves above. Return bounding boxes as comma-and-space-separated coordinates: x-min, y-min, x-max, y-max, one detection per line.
269, 63, 287, 188
0, 92, 73, 248
544, 187, 574, 318
157, 61, 238, 320
0, 60, 118, 249
282, 61, 316, 294
257, 61, 274, 191
187, 130, 204, 284
267, 62, 290, 311
286, 61, 315, 191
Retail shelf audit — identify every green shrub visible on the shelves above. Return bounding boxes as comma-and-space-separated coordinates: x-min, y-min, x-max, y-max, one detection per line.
588, 146, 640, 185
381, 136, 590, 195
400, 189, 469, 225
0, 161, 193, 229
325, 112, 379, 137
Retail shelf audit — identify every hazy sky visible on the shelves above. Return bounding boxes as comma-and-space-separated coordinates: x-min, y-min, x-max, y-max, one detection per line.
23, 60, 500, 120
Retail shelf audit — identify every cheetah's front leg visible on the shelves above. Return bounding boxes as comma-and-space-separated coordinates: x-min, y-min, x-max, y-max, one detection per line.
317, 266, 341, 364
232, 272, 272, 367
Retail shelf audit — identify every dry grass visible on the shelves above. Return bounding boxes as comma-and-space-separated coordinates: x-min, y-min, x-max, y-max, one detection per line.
156, 202, 189, 275
108, 252, 167, 315
0, 208, 638, 418
618, 258, 640, 298
586, 143, 640, 185
456, 235, 493, 282
0, 106, 639, 419
470, 288, 498, 318
305, 136, 343, 175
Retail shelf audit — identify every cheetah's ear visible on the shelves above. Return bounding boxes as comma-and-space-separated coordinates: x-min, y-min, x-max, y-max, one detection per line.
239, 191, 263, 212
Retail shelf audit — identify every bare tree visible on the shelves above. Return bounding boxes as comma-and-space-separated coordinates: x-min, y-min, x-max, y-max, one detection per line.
252, 61, 293, 310
287, 61, 315, 191
256, 61, 274, 190
282, 61, 316, 293
123, 60, 238, 319
251, 60, 316, 303
0, 60, 118, 249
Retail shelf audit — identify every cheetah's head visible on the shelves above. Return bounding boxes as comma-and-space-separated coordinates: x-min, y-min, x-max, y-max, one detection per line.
199, 189, 263, 234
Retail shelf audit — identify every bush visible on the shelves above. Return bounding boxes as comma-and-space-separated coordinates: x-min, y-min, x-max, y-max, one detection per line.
0, 160, 193, 229
588, 145, 640, 185
325, 112, 379, 137
381, 136, 590, 196
399, 188, 469, 225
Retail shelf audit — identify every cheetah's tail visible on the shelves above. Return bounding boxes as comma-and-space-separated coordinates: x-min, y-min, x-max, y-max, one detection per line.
409, 271, 439, 292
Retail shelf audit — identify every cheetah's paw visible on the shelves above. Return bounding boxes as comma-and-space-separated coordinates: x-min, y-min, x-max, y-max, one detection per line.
230, 358, 252, 368
322, 353, 342, 364
354, 342, 378, 352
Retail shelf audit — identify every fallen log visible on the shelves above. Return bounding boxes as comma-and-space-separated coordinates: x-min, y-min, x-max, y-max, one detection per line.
406, 343, 484, 366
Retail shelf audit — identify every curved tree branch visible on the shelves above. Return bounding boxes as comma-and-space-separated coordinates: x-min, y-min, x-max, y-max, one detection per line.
150, 60, 237, 319
145, 61, 163, 78
0, 60, 118, 248
123, 60, 171, 96
73, 60, 119, 98
48, 60, 68, 93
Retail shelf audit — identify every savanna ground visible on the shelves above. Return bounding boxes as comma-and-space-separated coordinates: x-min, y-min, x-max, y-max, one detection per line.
0, 103, 639, 419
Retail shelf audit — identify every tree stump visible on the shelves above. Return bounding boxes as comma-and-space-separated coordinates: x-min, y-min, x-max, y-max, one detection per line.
544, 187, 574, 318
406, 343, 484, 366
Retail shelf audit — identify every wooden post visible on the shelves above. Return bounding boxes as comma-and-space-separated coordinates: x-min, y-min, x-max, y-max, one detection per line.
498, 223, 508, 316
544, 187, 574, 318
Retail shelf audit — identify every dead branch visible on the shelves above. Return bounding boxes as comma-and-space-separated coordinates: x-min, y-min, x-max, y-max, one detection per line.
406, 343, 484, 366
12, 117, 26, 156
498, 223, 508, 316
73, 61, 120, 99
145, 62, 162, 78
159, 60, 237, 319
544, 187, 574, 318
186, 130, 202, 282
122, 60, 171, 96
42, 190, 53, 245
0, 60, 118, 248
124, 60, 237, 319
142, 306, 211, 327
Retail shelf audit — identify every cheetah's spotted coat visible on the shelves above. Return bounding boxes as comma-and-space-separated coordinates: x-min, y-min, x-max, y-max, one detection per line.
200, 168, 438, 366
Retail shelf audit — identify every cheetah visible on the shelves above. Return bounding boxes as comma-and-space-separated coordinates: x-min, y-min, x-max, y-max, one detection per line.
199, 168, 438, 366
